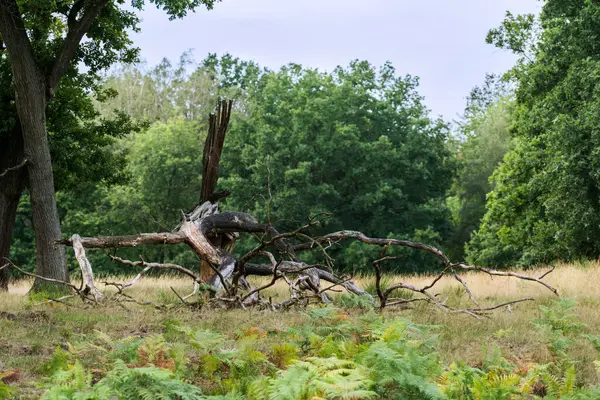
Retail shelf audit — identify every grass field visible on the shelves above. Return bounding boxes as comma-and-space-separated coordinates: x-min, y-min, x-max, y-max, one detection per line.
2, 263, 600, 398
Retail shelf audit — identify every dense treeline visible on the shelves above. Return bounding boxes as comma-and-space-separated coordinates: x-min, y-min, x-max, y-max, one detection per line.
7, 0, 600, 277
468, 0, 600, 267
10, 54, 458, 275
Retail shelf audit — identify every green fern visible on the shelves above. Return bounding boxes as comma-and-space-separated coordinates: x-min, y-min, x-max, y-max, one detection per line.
336, 294, 375, 310
41, 359, 205, 400
470, 370, 521, 400
249, 356, 377, 400
438, 362, 483, 399
39, 345, 73, 376
533, 298, 585, 357
522, 362, 578, 398
41, 361, 96, 399
107, 336, 144, 363
359, 320, 444, 399
94, 359, 204, 400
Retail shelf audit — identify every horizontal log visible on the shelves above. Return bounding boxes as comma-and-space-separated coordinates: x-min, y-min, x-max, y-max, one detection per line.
58, 232, 188, 248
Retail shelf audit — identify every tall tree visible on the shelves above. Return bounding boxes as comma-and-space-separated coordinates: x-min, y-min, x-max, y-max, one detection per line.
221, 61, 455, 273
0, 0, 217, 290
0, 60, 142, 289
468, 1, 600, 267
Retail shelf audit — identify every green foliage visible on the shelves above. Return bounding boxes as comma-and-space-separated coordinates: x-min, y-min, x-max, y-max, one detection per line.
42, 359, 205, 400
0, 377, 18, 399
27, 302, 600, 399
56, 118, 205, 274
469, 0, 600, 267
41, 361, 97, 400
533, 298, 585, 357
95, 359, 204, 400
40, 345, 73, 376
469, 369, 521, 400
249, 357, 377, 400
359, 320, 444, 399
96, 52, 262, 122
336, 293, 375, 310
221, 60, 455, 273
438, 362, 483, 399
448, 75, 514, 260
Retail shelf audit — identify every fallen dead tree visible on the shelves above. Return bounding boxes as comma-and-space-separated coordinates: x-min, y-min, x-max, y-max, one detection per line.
30, 197, 559, 317
0, 99, 560, 317
1, 198, 560, 317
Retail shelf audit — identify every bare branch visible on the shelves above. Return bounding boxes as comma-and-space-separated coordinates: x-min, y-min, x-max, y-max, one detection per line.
466, 298, 534, 312
0, 158, 27, 178
170, 286, 189, 306
1, 258, 101, 304
453, 273, 480, 308
240, 261, 282, 302
2, 258, 79, 292
108, 255, 199, 281
451, 263, 559, 297
539, 266, 556, 280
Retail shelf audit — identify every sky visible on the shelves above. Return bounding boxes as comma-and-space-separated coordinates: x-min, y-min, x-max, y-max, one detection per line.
131, 0, 541, 121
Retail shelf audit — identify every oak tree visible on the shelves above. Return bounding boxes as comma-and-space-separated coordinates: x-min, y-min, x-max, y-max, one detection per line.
0, 0, 218, 290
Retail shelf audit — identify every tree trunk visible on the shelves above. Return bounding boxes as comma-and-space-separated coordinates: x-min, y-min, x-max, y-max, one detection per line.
0, 128, 26, 291
0, 0, 114, 293
12, 72, 68, 292
199, 99, 233, 283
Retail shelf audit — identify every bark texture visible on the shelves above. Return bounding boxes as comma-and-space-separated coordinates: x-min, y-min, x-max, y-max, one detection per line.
0, 0, 109, 291
199, 99, 234, 283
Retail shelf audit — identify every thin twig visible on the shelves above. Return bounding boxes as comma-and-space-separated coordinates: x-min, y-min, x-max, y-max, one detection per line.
2, 258, 81, 293
170, 287, 189, 305
109, 255, 199, 281
0, 158, 27, 178
453, 273, 481, 308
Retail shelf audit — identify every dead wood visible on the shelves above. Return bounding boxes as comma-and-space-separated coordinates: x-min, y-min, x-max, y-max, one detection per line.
72, 234, 104, 302
41, 100, 559, 317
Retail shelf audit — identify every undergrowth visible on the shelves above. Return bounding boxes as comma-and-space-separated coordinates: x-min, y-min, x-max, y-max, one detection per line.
4, 298, 600, 399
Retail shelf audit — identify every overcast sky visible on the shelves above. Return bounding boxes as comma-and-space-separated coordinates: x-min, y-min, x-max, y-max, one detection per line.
131, 0, 541, 121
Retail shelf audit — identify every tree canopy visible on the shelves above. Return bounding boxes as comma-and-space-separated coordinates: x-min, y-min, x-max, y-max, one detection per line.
10, 0, 600, 285
468, 0, 600, 267
8, 55, 458, 276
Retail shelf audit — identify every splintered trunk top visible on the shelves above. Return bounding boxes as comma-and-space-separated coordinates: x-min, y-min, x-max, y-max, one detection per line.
199, 99, 234, 283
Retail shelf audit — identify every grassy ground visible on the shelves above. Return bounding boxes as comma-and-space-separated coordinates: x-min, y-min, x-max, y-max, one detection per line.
2, 262, 600, 398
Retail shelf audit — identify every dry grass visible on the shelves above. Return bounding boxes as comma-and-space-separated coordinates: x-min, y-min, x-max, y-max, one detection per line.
2, 262, 600, 396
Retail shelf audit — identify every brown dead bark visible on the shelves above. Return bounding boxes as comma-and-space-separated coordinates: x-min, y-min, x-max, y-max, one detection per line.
198, 99, 234, 283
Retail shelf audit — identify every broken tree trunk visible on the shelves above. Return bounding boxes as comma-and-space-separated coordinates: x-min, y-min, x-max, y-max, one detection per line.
71, 234, 104, 302
59, 201, 367, 299
47, 98, 559, 315
198, 99, 235, 283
